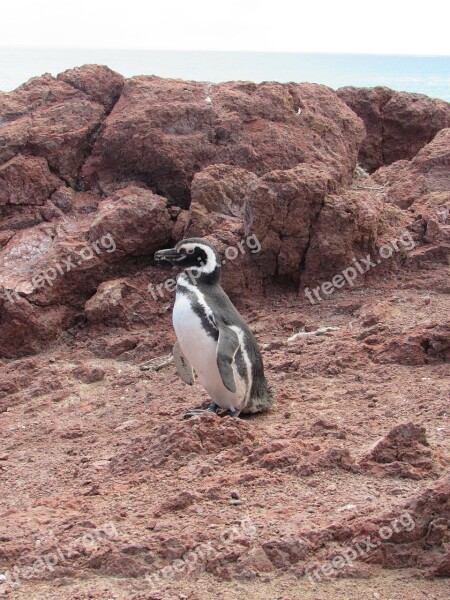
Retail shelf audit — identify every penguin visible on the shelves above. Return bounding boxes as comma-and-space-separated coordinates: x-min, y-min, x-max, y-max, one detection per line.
154, 238, 274, 418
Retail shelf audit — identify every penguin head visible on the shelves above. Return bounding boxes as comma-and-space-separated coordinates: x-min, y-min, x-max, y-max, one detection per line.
154, 238, 221, 279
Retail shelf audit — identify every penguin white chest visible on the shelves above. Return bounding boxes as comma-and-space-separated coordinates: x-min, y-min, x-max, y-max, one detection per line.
173, 292, 217, 373
172, 291, 245, 410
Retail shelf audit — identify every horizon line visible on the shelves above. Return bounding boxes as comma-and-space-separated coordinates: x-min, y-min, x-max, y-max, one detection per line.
1, 47, 449, 59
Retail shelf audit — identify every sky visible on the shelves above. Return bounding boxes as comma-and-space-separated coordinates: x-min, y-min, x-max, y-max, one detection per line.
1, 0, 449, 55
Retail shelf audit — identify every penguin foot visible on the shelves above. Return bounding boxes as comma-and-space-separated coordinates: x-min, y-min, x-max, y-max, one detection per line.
183, 402, 220, 419
227, 408, 241, 418
183, 403, 241, 419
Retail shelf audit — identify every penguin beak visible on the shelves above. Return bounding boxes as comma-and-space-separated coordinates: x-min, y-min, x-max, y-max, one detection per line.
154, 248, 183, 265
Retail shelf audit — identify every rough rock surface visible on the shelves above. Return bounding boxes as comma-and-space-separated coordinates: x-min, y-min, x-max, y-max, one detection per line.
57, 64, 125, 112
0, 154, 62, 205
359, 422, 439, 479
187, 164, 257, 237
372, 127, 450, 209
0, 67, 449, 599
0, 183, 172, 356
244, 163, 338, 286
81, 78, 364, 204
337, 86, 450, 171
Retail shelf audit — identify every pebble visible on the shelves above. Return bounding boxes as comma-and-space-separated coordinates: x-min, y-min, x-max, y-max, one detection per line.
114, 420, 137, 432
336, 503, 357, 512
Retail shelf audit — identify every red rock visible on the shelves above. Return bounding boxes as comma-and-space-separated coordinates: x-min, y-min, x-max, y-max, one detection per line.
187, 164, 257, 237
0, 183, 173, 356
348, 475, 450, 572
0, 72, 369, 357
0, 73, 84, 117
26, 98, 105, 185
84, 278, 130, 324
337, 86, 450, 171
0, 230, 14, 247
88, 186, 172, 255
367, 422, 429, 462
239, 546, 275, 573
111, 414, 254, 473
171, 209, 190, 242
0, 116, 30, 165
154, 491, 199, 516
84, 271, 169, 327
372, 323, 450, 365
0, 154, 62, 205
0, 71, 107, 186
244, 164, 337, 286
359, 422, 437, 479
302, 188, 383, 287
72, 363, 105, 384
0, 296, 71, 358
81, 78, 363, 203
373, 128, 450, 209
433, 551, 450, 577
262, 536, 311, 568
86, 548, 150, 577
40, 200, 64, 221
57, 64, 124, 112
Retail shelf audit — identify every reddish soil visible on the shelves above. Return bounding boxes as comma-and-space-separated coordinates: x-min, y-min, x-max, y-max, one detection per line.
1, 283, 449, 599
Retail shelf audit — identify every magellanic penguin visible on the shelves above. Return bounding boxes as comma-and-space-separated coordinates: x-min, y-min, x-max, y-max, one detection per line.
154, 238, 274, 418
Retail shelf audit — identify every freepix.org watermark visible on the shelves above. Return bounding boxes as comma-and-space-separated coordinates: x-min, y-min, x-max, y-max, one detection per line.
306, 511, 415, 584
304, 230, 415, 305
145, 515, 257, 589
0, 521, 118, 590
2, 233, 117, 305
148, 234, 262, 301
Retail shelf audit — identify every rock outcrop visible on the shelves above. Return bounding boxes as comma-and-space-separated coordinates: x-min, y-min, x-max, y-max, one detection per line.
81, 79, 364, 204
337, 86, 450, 171
372, 127, 450, 209
1, 66, 449, 357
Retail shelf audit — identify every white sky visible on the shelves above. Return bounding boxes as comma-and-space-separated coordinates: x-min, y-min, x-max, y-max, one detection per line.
1, 0, 449, 55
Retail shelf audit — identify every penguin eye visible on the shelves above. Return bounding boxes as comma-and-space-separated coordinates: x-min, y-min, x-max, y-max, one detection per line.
186, 247, 195, 255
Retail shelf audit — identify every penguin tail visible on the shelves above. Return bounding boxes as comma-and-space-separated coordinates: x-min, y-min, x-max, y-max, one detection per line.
244, 382, 276, 414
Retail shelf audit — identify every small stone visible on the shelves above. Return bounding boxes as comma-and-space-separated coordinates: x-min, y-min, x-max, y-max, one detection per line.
388, 488, 403, 496
73, 364, 105, 384
230, 499, 242, 505
336, 503, 357, 512
230, 491, 240, 499
114, 420, 137, 432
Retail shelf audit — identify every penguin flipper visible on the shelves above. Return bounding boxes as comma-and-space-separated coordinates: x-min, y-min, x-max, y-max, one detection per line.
173, 341, 195, 385
217, 326, 240, 393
